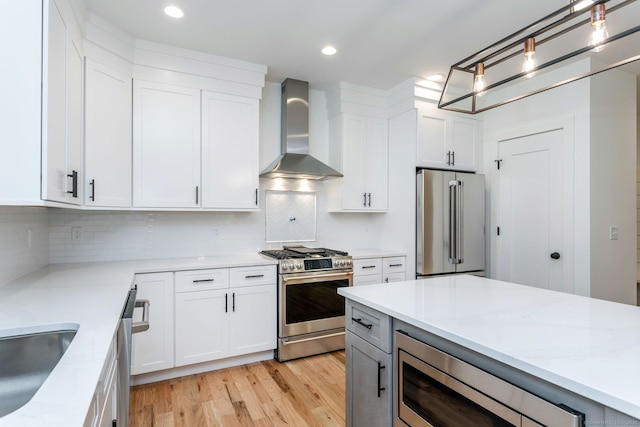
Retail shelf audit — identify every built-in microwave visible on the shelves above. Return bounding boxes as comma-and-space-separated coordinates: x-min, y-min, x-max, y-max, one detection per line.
394, 331, 585, 427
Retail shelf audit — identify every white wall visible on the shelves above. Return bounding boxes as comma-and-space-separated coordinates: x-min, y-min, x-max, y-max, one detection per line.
0, 207, 49, 286
589, 69, 637, 304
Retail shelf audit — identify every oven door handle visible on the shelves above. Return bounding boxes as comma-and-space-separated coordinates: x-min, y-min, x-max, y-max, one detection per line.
281, 331, 345, 345
282, 271, 353, 285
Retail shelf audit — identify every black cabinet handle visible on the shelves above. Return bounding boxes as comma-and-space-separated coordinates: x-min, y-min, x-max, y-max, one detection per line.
363, 193, 367, 207
67, 170, 78, 198
451, 151, 455, 166
192, 278, 214, 283
352, 317, 372, 329
361, 265, 376, 269
388, 264, 403, 267
245, 274, 264, 279
367, 193, 371, 207
196, 186, 199, 204
377, 362, 386, 397
255, 188, 258, 206
446, 151, 451, 165
225, 293, 228, 313
550, 252, 561, 260
89, 179, 95, 201
232, 292, 235, 312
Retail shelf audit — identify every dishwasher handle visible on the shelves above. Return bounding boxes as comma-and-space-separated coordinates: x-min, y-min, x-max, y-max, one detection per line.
132, 299, 150, 334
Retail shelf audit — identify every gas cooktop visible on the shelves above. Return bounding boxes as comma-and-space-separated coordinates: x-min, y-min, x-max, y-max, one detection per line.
260, 246, 352, 273
260, 246, 348, 260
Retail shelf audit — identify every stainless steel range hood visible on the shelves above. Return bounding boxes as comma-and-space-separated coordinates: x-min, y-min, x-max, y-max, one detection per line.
260, 78, 343, 180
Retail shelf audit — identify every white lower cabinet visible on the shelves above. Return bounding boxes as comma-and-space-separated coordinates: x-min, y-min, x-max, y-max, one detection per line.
354, 256, 406, 285
175, 265, 276, 367
84, 334, 117, 427
131, 272, 175, 375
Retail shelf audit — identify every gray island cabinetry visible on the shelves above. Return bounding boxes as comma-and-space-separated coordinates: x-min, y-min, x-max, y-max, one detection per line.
338, 275, 640, 426
345, 300, 392, 427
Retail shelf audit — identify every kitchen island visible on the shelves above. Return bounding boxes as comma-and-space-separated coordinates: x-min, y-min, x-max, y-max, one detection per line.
338, 275, 640, 425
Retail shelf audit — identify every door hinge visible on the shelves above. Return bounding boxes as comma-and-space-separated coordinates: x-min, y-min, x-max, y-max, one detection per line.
497, 226, 500, 236
495, 159, 503, 170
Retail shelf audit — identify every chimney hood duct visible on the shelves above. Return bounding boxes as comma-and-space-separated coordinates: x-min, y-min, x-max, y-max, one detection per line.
260, 78, 343, 180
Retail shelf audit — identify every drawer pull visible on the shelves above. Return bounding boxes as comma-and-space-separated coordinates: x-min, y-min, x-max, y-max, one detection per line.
193, 278, 214, 283
245, 274, 265, 279
352, 317, 373, 329
361, 265, 376, 269
388, 263, 403, 267
377, 362, 386, 397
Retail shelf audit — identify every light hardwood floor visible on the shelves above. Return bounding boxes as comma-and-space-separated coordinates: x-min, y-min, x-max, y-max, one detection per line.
129, 351, 346, 427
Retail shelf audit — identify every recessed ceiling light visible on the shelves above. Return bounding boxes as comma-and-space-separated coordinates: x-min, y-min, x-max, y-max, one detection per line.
321, 46, 337, 56
164, 5, 184, 18
426, 73, 445, 82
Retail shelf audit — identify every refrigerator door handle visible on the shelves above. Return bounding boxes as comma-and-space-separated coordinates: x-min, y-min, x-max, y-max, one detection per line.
449, 180, 462, 265
457, 179, 464, 264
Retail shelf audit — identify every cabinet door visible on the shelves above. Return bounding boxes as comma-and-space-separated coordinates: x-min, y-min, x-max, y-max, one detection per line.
365, 118, 388, 210
417, 108, 449, 169
133, 80, 201, 208
175, 289, 229, 366
65, 36, 83, 205
42, 0, 67, 203
341, 115, 368, 210
229, 284, 276, 356
346, 332, 392, 427
85, 59, 132, 207
131, 272, 174, 375
449, 116, 479, 172
201, 91, 259, 209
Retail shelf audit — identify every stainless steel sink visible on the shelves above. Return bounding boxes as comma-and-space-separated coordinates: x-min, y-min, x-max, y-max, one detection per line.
0, 328, 77, 417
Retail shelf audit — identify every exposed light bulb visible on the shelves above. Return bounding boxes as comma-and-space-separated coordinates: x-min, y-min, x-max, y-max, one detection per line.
522, 38, 537, 78
590, 4, 608, 52
473, 63, 486, 97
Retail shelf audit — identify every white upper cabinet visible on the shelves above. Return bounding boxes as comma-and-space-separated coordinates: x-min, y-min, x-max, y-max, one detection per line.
417, 101, 481, 172
329, 113, 389, 212
201, 91, 259, 209
133, 81, 202, 208
84, 59, 132, 207
42, 0, 84, 205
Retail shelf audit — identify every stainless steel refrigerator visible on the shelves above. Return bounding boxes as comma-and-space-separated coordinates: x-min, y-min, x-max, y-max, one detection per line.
416, 169, 485, 277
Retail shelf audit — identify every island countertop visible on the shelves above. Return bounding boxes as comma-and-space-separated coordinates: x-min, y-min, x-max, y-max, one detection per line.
338, 275, 640, 420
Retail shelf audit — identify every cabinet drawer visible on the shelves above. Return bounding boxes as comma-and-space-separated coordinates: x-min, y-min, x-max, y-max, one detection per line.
353, 258, 382, 276
354, 275, 383, 286
346, 300, 391, 352
175, 269, 229, 292
230, 265, 276, 287
383, 257, 405, 273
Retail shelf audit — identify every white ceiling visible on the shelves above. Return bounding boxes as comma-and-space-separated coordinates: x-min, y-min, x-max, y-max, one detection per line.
82, 0, 586, 90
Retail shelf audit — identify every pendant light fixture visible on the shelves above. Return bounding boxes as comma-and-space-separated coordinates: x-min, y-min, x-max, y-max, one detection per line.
438, 0, 640, 114
473, 63, 486, 96
590, 3, 609, 51
522, 38, 537, 78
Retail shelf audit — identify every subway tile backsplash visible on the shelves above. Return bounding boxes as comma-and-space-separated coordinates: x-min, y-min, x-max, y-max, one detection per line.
48, 209, 265, 263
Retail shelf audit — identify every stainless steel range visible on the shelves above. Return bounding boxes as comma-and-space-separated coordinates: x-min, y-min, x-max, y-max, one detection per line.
260, 246, 353, 362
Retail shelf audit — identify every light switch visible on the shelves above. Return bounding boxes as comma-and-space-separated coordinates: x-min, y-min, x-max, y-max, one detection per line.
609, 226, 619, 240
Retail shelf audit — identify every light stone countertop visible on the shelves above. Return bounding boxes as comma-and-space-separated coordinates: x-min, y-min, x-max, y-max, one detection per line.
338, 274, 640, 420
0, 254, 276, 427
347, 248, 406, 259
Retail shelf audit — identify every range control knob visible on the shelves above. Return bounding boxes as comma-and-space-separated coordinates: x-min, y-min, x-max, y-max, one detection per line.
296, 263, 303, 269
282, 263, 290, 270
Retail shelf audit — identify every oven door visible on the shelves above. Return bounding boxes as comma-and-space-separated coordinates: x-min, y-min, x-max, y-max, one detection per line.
280, 270, 353, 337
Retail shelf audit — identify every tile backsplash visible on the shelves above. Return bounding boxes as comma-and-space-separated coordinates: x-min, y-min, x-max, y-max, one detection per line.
265, 190, 316, 243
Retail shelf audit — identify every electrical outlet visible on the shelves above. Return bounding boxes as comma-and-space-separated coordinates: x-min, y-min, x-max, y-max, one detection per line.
609, 226, 619, 240
71, 227, 82, 241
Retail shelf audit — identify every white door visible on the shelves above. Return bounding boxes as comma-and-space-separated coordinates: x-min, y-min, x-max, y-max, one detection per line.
496, 129, 567, 292
229, 285, 276, 356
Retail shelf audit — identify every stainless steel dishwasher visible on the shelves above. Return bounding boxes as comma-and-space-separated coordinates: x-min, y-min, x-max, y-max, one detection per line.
117, 287, 148, 426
